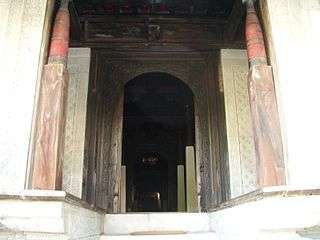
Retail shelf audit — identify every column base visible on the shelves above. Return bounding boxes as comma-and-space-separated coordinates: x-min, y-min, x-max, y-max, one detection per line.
0, 190, 104, 240
210, 186, 320, 239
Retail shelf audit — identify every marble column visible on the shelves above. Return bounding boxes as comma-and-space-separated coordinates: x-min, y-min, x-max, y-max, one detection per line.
0, 0, 54, 192
260, 0, 320, 187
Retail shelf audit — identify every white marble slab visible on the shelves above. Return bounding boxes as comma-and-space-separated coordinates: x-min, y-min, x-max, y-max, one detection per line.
104, 213, 211, 235
101, 232, 217, 240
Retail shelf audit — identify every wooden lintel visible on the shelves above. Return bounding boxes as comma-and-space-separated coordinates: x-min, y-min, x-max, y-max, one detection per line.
79, 15, 228, 24
31, 64, 69, 190
223, 0, 245, 41
70, 41, 245, 51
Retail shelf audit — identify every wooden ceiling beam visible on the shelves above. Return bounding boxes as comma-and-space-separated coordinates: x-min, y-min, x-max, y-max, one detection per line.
70, 40, 245, 50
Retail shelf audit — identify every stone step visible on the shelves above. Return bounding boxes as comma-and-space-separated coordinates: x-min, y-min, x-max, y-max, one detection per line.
100, 232, 217, 240
104, 213, 211, 235
0, 231, 68, 240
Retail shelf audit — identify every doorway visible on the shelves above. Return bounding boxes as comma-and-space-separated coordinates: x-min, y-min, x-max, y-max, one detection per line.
83, 52, 223, 212
122, 73, 195, 212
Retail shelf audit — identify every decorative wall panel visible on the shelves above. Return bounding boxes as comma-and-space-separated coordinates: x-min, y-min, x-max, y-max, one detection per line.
63, 48, 91, 198
220, 49, 257, 198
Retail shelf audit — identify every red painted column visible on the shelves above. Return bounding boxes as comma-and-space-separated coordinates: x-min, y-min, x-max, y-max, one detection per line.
245, 1, 286, 187
48, 2, 70, 66
32, 1, 70, 190
245, 1, 267, 67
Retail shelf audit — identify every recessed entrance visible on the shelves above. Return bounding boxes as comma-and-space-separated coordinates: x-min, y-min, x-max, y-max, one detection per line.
82, 52, 224, 213
122, 73, 195, 212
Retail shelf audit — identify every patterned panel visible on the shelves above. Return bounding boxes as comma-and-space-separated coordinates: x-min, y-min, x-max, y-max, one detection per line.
231, 65, 256, 194
63, 48, 91, 198
221, 49, 257, 198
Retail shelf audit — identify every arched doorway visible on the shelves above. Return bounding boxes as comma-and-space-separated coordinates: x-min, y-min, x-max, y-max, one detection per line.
83, 53, 225, 213
122, 73, 195, 212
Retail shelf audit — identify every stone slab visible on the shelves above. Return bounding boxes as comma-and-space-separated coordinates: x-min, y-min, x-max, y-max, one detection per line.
210, 189, 320, 240
0, 190, 104, 240
220, 49, 257, 198
63, 48, 91, 198
100, 232, 217, 240
104, 213, 211, 235
185, 146, 198, 212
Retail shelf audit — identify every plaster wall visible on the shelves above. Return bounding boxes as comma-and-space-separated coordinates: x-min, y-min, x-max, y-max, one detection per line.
0, 0, 53, 191
260, 0, 320, 187
63, 48, 91, 198
220, 49, 257, 198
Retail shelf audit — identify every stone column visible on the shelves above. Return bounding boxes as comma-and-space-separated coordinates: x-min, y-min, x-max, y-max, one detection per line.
220, 49, 257, 198
0, 0, 54, 192
31, 1, 70, 190
63, 48, 91, 198
184, 104, 198, 211
260, 0, 320, 187
245, 1, 286, 187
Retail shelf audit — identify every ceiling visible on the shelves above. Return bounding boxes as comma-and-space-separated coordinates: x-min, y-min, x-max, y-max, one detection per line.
73, 0, 235, 17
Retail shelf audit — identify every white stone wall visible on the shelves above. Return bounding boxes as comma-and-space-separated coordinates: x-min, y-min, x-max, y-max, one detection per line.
261, 0, 320, 187
0, 0, 52, 192
220, 49, 257, 198
63, 48, 91, 198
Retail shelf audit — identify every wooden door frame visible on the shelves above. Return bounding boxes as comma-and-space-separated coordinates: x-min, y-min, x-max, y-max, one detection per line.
83, 49, 229, 212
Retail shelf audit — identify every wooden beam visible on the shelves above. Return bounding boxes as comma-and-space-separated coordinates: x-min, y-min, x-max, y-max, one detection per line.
70, 41, 246, 51
79, 15, 227, 24
223, 0, 245, 41
70, 14, 247, 50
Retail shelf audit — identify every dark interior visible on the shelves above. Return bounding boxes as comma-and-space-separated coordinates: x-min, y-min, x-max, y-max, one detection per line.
73, 0, 235, 17
122, 72, 195, 212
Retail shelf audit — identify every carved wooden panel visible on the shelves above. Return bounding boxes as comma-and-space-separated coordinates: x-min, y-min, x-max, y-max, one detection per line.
84, 51, 220, 212
86, 21, 222, 42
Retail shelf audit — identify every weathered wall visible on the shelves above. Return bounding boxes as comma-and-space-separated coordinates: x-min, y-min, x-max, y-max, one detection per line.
260, 0, 320, 187
63, 48, 91, 198
0, 0, 53, 192
220, 49, 257, 198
